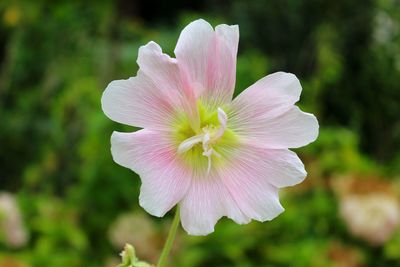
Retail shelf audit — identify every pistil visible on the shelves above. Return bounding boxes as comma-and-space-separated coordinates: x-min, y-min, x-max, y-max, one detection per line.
177, 107, 228, 173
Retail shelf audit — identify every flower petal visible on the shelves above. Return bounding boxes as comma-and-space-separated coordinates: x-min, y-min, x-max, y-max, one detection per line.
230, 104, 319, 149
220, 145, 307, 188
230, 72, 302, 123
174, 19, 238, 108
229, 72, 318, 148
177, 144, 303, 235
137, 42, 185, 105
216, 24, 239, 58
223, 174, 284, 222
180, 173, 250, 236
102, 42, 186, 130
218, 147, 287, 221
111, 130, 191, 217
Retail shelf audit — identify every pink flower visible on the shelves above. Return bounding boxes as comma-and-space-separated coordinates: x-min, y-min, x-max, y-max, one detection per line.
102, 19, 319, 235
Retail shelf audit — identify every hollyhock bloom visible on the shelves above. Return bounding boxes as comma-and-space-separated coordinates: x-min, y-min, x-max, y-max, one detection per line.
102, 19, 319, 235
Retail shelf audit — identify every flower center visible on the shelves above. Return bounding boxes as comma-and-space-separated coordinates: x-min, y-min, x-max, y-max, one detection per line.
177, 107, 227, 174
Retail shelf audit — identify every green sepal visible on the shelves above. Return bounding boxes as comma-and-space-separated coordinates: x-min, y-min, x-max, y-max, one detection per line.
117, 244, 154, 267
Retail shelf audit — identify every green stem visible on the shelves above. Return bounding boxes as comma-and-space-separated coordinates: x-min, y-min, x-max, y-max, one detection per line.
156, 206, 180, 267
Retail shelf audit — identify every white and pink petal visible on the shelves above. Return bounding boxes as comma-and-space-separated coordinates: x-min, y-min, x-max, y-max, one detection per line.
230, 106, 318, 149
102, 41, 191, 130
223, 176, 284, 223
179, 143, 305, 235
219, 144, 307, 188
229, 72, 302, 125
215, 24, 239, 58
174, 19, 238, 108
218, 146, 288, 221
229, 72, 318, 149
111, 130, 191, 217
180, 173, 250, 235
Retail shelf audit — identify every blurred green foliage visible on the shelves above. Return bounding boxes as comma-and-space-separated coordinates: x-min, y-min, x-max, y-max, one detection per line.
0, 0, 399, 266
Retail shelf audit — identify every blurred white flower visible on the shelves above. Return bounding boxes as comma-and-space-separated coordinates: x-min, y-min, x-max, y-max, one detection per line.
334, 177, 400, 246
374, 11, 399, 45
0, 192, 29, 248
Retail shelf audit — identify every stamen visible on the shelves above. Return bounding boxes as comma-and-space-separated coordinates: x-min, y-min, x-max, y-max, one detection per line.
212, 108, 228, 141
205, 151, 212, 174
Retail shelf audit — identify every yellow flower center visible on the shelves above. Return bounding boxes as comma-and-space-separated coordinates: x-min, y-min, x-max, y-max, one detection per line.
173, 102, 239, 174
178, 108, 227, 173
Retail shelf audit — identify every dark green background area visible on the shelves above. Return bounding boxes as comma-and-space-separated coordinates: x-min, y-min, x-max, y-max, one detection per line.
0, 0, 399, 266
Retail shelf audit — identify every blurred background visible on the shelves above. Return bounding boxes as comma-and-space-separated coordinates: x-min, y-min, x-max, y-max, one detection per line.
1, 0, 400, 266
